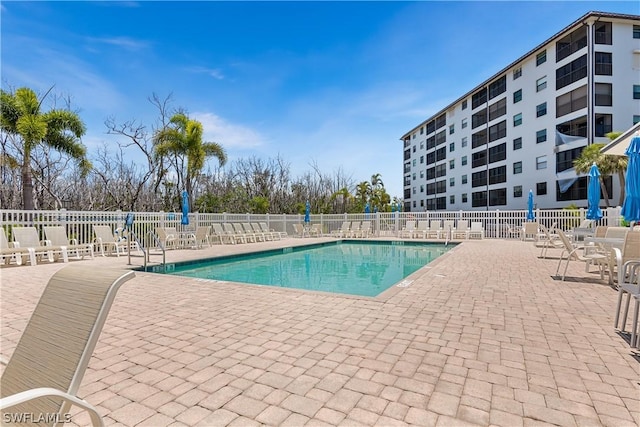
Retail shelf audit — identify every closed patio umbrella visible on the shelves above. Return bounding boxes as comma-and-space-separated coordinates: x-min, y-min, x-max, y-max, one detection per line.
364, 202, 370, 218
304, 200, 310, 224
586, 163, 602, 220
527, 190, 535, 221
621, 135, 640, 223
181, 191, 190, 225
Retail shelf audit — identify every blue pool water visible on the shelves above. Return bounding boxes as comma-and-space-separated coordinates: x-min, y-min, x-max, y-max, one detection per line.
158, 241, 452, 297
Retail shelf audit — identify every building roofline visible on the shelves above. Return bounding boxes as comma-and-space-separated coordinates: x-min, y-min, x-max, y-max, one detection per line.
399, 10, 640, 141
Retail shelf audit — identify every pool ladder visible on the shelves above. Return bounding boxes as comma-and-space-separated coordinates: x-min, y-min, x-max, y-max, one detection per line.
126, 231, 166, 272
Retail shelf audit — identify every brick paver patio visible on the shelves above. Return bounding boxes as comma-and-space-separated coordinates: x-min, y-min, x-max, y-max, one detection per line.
1, 237, 638, 426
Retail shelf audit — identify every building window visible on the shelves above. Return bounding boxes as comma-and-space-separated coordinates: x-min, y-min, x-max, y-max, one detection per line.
513, 89, 522, 103
420, 141, 424, 149
595, 52, 612, 75
488, 76, 507, 100
634, 85, 640, 100
449, 124, 455, 135
634, 115, 640, 124
536, 50, 547, 66
489, 188, 507, 206
461, 156, 467, 166
413, 146, 416, 152
413, 201, 416, 208
420, 185, 424, 193
462, 193, 468, 203
536, 76, 547, 92
595, 83, 612, 106
536, 182, 547, 196
450, 195, 455, 204
413, 187, 416, 194
420, 155, 424, 164
413, 159, 416, 166
513, 67, 522, 79
536, 129, 547, 143
449, 142, 455, 152
513, 113, 522, 127
513, 161, 522, 174
462, 174, 468, 184
462, 99, 467, 110
449, 159, 455, 170
413, 173, 416, 180
513, 137, 522, 150
420, 170, 424, 178
556, 26, 587, 62
594, 21, 612, 45
595, 114, 612, 137
556, 54, 587, 89
472, 87, 488, 109
556, 85, 587, 117
536, 155, 547, 170
412, 134, 416, 139
536, 102, 547, 117
461, 118, 468, 129
489, 166, 507, 185
634, 25, 640, 39
461, 137, 468, 148
489, 143, 507, 163
514, 185, 523, 198
450, 178, 455, 187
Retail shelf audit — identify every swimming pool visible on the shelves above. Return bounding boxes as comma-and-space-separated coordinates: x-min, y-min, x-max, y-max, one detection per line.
154, 241, 453, 297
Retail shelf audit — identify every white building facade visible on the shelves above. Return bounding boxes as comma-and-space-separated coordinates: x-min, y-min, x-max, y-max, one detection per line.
401, 11, 640, 212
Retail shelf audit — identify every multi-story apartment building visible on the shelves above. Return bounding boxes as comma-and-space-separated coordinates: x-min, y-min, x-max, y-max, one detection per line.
401, 11, 640, 212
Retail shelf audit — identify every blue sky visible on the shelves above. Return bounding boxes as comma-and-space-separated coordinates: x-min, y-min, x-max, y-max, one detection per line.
2, 1, 638, 199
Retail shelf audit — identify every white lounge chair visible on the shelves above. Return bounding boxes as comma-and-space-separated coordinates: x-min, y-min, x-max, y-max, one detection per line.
425, 220, 441, 239
309, 223, 323, 237
44, 226, 94, 260
93, 225, 128, 257
13, 227, 69, 265
413, 221, 429, 239
399, 221, 415, 239
438, 220, 455, 240
452, 220, 469, 240
0, 228, 31, 266
211, 223, 235, 244
259, 222, 281, 240
223, 223, 246, 243
358, 221, 372, 238
555, 229, 607, 281
233, 223, 255, 242
467, 222, 485, 239
182, 226, 212, 249
293, 223, 309, 238
348, 221, 362, 238
331, 221, 351, 238
0, 265, 135, 427
251, 223, 270, 241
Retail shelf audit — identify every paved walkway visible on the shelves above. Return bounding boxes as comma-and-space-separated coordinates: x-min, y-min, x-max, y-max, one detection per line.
1, 238, 638, 426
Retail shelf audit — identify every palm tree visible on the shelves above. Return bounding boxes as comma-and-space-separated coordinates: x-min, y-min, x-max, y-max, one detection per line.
355, 181, 371, 206
370, 173, 384, 190
604, 132, 628, 206
0, 87, 90, 210
153, 113, 227, 210
573, 143, 612, 207
330, 187, 352, 213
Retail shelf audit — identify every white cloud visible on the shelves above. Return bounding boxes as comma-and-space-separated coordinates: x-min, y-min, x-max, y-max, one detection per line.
86, 36, 149, 51
192, 112, 266, 149
185, 66, 225, 80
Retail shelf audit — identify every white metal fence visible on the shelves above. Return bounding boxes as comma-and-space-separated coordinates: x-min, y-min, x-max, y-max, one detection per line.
1, 207, 624, 246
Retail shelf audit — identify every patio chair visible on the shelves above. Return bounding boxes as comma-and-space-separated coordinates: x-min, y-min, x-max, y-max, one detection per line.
0, 227, 31, 266
155, 227, 178, 249
293, 223, 309, 238
182, 226, 211, 249
12, 227, 69, 265
425, 220, 441, 239
358, 221, 373, 238
251, 222, 270, 241
467, 222, 485, 239
399, 220, 415, 238
569, 219, 596, 242
413, 220, 428, 239
503, 222, 523, 239
452, 220, 469, 240
537, 223, 563, 258
233, 223, 255, 242
242, 223, 262, 242
259, 222, 281, 240
613, 260, 640, 347
92, 225, 127, 257
521, 221, 539, 241
309, 223, 323, 237
0, 265, 135, 427
211, 223, 235, 244
223, 223, 246, 243
347, 221, 362, 238
438, 220, 455, 240
554, 229, 607, 281
44, 226, 94, 260
330, 221, 351, 238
